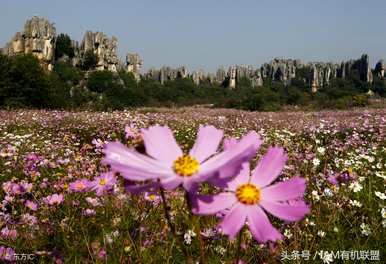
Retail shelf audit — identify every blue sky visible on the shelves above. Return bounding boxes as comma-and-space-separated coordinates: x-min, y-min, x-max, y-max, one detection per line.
1, 0, 385, 72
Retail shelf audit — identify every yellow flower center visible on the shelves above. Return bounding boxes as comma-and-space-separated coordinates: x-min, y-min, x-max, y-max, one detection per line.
99, 179, 107, 186
236, 183, 261, 205
173, 155, 200, 177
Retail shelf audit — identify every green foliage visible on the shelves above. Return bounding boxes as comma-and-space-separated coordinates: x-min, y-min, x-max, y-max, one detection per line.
352, 94, 369, 107
0, 52, 384, 111
87, 70, 115, 93
53, 61, 83, 85
46, 72, 72, 109
81, 50, 98, 71
55, 33, 75, 60
372, 77, 386, 97
1, 54, 50, 108
0, 54, 11, 106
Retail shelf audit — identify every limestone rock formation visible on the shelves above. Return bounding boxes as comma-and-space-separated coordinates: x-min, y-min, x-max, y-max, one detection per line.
126, 53, 142, 81
78, 31, 119, 72
145, 66, 187, 84
3, 16, 56, 70
309, 62, 339, 92
357, 54, 373, 83
192, 69, 206, 85
223, 65, 264, 88
375, 59, 385, 79
261, 58, 301, 85
215, 66, 227, 84
228, 66, 237, 89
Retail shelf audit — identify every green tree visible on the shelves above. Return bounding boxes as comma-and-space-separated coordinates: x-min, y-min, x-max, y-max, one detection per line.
3, 54, 50, 108
87, 70, 115, 93
0, 54, 11, 106
82, 50, 98, 71
46, 72, 72, 109
372, 77, 386, 97
53, 61, 83, 85
55, 33, 75, 60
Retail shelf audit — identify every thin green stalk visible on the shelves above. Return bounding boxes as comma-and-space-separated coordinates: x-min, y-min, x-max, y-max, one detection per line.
159, 186, 192, 263
184, 191, 207, 264
235, 228, 243, 264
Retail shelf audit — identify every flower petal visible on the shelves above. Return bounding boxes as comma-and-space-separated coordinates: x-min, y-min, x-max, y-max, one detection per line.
141, 126, 182, 164
218, 203, 248, 240
251, 147, 287, 188
189, 125, 223, 163
261, 176, 307, 202
124, 180, 159, 194
182, 178, 200, 192
102, 141, 172, 181
223, 137, 238, 150
191, 193, 237, 215
199, 131, 262, 181
259, 200, 309, 222
160, 177, 182, 190
225, 163, 251, 191
247, 206, 283, 243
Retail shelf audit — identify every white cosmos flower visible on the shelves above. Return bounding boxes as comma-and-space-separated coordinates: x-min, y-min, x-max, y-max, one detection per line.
317, 230, 326, 237
349, 182, 363, 193
381, 208, 386, 219
375, 191, 386, 200
313, 158, 321, 167
360, 223, 371, 236
349, 200, 362, 207
312, 190, 320, 201
317, 147, 326, 155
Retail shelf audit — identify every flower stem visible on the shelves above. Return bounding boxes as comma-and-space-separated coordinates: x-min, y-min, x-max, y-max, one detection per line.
184, 191, 207, 264
159, 186, 176, 234
159, 186, 192, 263
235, 228, 244, 263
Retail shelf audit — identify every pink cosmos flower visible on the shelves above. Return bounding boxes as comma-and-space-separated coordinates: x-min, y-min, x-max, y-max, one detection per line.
69, 179, 91, 193
0, 227, 17, 240
125, 123, 140, 139
21, 214, 38, 226
92, 138, 105, 149
85, 197, 102, 207
89, 172, 117, 196
191, 147, 309, 242
43, 193, 64, 206
97, 249, 106, 260
0, 246, 14, 261
103, 125, 261, 191
25, 200, 38, 211
83, 208, 96, 217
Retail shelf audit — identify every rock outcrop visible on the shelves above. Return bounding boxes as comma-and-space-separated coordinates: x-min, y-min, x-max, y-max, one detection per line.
3, 16, 56, 70
309, 62, 339, 92
79, 31, 119, 72
145, 66, 187, 84
191, 69, 206, 85
215, 66, 227, 85
1, 16, 381, 92
375, 59, 385, 79
260, 58, 301, 85
126, 53, 142, 81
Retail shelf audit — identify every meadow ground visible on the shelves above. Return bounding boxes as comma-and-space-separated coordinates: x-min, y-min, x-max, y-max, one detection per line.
0, 107, 385, 263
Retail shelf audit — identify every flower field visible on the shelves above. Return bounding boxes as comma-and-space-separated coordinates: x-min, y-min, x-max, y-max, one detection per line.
0, 108, 385, 263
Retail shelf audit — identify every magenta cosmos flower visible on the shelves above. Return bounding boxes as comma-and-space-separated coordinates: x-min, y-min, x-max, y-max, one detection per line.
90, 172, 117, 196
69, 179, 91, 193
43, 193, 64, 206
25, 200, 38, 211
191, 147, 309, 242
103, 125, 261, 191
